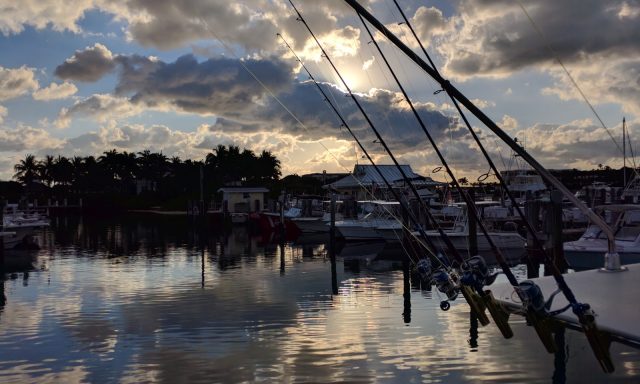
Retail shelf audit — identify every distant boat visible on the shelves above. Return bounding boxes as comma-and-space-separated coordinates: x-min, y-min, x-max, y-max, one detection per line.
414, 202, 525, 264
564, 204, 640, 270
2, 210, 49, 250
335, 201, 400, 241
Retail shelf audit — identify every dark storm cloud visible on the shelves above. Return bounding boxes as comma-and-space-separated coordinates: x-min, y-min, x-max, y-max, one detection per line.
119, 54, 294, 115
54, 43, 117, 82
206, 81, 457, 153
442, 0, 640, 77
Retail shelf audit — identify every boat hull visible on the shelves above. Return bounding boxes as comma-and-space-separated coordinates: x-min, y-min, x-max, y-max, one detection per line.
419, 231, 526, 265
291, 218, 329, 234
336, 224, 382, 241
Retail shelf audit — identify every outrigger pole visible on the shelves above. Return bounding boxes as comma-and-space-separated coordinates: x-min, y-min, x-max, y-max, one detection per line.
342, 0, 620, 268
287, 0, 498, 325
355, 13, 521, 339
343, 0, 616, 372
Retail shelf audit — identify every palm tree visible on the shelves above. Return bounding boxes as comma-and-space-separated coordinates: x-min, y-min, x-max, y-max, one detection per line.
257, 150, 281, 181
38, 155, 55, 187
14, 154, 39, 185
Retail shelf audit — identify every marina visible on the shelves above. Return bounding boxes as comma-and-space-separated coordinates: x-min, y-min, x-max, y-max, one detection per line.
1, 215, 639, 383
0, 0, 638, 382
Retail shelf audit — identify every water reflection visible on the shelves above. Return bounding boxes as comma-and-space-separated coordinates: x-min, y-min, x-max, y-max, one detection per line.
0, 214, 637, 383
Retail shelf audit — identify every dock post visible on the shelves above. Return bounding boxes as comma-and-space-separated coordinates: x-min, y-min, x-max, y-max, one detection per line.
525, 193, 541, 278
330, 193, 338, 294
547, 190, 567, 274
0, 198, 4, 266
279, 194, 285, 274
467, 189, 478, 256
402, 254, 411, 324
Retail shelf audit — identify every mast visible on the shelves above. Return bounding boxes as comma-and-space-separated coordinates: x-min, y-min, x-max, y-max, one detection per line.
623, 117, 627, 187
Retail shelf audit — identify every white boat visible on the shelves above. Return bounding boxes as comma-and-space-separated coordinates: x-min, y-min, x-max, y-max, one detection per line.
2, 210, 50, 250
335, 201, 400, 241
284, 206, 343, 234
415, 202, 526, 263
564, 204, 640, 270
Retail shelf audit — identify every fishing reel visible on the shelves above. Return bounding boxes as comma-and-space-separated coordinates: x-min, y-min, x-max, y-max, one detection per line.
416, 258, 432, 282
461, 256, 510, 335
517, 281, 614, 371
460, 256, 498, 289
516, 280, 558, 353
432, 268, 458, 311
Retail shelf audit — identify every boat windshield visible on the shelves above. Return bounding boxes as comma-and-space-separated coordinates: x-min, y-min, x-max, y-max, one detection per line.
584, 209, 640, 241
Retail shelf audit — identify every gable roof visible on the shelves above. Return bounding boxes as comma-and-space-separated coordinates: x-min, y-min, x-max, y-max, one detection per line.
218, 187, 269, 193
325, 164, 443, 189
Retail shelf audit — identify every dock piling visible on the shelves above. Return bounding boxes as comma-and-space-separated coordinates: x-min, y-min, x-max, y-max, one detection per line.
330, 193, 338, 294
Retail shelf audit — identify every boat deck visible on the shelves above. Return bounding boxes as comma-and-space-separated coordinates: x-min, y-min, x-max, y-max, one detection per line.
492, 263, 640, 345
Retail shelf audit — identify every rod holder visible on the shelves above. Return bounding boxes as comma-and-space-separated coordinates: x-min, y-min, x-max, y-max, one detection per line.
600, 252, 628, 272
460, 285, 490, 326
483, 290, 514, 339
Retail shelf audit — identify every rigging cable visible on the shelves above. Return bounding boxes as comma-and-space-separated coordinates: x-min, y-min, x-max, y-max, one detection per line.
515, 0, 638, 179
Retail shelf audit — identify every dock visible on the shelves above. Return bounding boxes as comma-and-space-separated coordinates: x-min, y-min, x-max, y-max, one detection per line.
492, 263, 640, 346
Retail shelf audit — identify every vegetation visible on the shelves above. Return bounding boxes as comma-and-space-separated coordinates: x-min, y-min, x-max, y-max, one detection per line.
10, 145, 283, 211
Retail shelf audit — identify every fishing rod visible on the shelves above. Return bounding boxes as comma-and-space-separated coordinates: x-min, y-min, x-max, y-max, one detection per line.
357, 12, 516, 339
347, 0, 613, 372
287, 0, 497, 325
390, 0, 554, 276
276, 36, 469, 315
389, 0, 614, 361
277, 33, 441, 265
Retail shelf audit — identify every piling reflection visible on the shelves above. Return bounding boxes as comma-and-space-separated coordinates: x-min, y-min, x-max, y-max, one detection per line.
0, 215, 637, 383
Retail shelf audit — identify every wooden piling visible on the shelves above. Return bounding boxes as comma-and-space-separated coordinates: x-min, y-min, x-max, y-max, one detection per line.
402, 255, 411, 324
547, 190, 567, 274
330, 193, 338, 294
525, 193, 541, 278
467, 190, 478, 256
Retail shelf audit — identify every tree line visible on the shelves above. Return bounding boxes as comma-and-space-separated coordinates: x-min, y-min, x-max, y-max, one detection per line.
10, 145, 282, 209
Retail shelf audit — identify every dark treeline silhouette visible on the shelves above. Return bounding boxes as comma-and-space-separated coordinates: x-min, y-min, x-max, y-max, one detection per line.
9, 145, 284, 211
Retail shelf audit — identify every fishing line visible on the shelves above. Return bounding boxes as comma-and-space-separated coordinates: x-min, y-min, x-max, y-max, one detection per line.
515, 0, 639, 179
288, 0, 475, 271
381, 0, 614, 371
197, 16, 427, 260
277, 33, 436, 262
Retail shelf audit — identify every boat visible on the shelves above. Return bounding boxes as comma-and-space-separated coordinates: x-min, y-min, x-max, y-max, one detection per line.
564, 204, 640, 270
2, 209, 50, 250
284, 202, 343, 234
414, 202, 526, 264
334, 201, 400, 241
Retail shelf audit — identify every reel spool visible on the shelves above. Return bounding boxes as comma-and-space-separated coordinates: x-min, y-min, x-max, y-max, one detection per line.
416, 258, 432, 281
433, 268, 458, 311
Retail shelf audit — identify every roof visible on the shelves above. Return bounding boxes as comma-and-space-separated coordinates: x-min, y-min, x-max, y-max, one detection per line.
217, 187, 269, 193
325, 164, 442, 189
594, 204, 640, 212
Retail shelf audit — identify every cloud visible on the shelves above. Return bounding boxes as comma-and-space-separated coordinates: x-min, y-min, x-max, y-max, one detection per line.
56, 94, 145, 128
0, 125, 64, 152
54, 50, 295, 125
55, 43, 117, 82
0, 66, 39, 101
0, 0, 96, 35
203, 81, 457, 154
32, 82, 78, 101
0, 105, 6, 124
440, 0, 640, 79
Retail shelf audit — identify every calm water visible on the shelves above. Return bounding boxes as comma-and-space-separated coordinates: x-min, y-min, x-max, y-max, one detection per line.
0, 214, 638, 383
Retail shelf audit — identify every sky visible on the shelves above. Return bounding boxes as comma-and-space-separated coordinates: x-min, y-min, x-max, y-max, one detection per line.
0, 0, 638, 183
